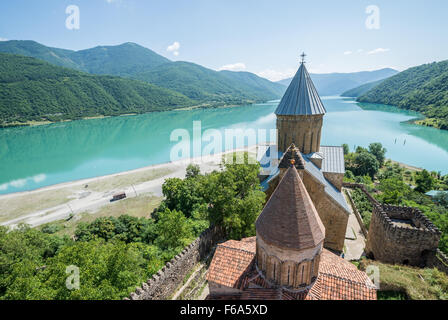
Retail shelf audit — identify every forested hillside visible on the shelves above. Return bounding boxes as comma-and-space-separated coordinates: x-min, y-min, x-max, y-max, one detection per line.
358, 60, 448, 130
134, 61, 282, 103
0, 40, 285, 108
0, 53, 193, 124
341, 79, 384, 97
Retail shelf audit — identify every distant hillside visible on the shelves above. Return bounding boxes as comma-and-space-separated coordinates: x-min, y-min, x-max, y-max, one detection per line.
219, 70, 286, 98
0, 40, 170, 76
358, 60, 448, 130
69, 42, 171, 77
0, 40, 284, 105
0, 40, 83, 71
278, 68, 398, 96
133, 61, 283, 103
341, 79, 385, 97
0, 53, 193, 125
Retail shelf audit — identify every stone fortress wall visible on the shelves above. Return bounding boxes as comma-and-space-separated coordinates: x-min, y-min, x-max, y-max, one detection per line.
126, 226, 224, 300
343, 183, 448, 272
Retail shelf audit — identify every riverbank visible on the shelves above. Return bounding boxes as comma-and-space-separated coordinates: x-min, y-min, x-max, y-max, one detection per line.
0, 145, 259, 228
0, 99, 266, 128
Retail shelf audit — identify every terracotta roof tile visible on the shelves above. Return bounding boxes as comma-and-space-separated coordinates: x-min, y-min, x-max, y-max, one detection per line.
207, 245, 377, 300
207, 240, 256, 288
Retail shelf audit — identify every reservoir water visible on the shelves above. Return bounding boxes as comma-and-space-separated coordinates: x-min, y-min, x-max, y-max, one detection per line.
1, 96, 448, 195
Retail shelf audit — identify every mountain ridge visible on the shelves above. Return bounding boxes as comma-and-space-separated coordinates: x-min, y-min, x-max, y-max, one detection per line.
357, 60, 448, 130
277, 68, 398, 96
0, 53, 194, 125
0, 40, 285, 105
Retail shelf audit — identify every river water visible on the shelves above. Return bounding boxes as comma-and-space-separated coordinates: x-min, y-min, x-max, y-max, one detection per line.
1, 96, 448, 194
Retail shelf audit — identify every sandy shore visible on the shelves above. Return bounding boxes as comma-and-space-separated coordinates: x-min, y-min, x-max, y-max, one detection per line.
0, 145, 261, 228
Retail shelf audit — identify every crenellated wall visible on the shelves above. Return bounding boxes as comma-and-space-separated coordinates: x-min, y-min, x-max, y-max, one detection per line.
343, 183, 442, 268
125, 226, 224, 300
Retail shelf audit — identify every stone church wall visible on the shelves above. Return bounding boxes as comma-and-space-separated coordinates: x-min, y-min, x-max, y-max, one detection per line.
126, 226, 224, 300
302, 171, 349, 252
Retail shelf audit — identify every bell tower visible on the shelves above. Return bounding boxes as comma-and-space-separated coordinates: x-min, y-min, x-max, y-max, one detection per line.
275, 53, 326, 154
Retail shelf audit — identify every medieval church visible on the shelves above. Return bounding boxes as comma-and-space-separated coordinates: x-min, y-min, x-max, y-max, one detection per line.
206, 55, 377, 300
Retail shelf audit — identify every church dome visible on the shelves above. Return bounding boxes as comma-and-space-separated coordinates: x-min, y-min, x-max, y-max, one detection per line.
255, 164, 325, 290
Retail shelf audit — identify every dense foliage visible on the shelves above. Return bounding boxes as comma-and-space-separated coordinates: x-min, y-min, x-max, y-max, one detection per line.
344, 143, 448, 253
0, 53, 193, 124
341, 79, 385, 97
358, 60, 448, 130
0, 155, 264, 300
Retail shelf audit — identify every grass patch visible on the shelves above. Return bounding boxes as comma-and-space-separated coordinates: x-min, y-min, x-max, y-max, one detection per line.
0, 188, 74, 223
87, 167, 175, 192
360, 259, 448, 300
40, 194, 162, 237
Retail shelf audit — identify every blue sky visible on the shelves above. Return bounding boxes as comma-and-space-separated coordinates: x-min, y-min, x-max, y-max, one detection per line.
1, 0, 448, 80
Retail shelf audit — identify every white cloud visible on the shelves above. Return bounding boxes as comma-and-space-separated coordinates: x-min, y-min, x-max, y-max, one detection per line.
167, 41, 180, 56
256, 68, 296, 82
344, 51, 353, 55
0, 37, 7, 42
367, 48, 390, 55
357, 49, 364, 53
218, 62, 246, 71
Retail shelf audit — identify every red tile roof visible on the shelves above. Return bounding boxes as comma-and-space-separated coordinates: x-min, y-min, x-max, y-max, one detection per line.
207, 238, 256, 288
207, 238, 376, 300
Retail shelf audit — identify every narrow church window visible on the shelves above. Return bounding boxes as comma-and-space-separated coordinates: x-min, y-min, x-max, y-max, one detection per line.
287, 266, 290, 285
273, 263, 276, 281
302, 134, 306, 152
301, 265, 305, 284
310, 132, 314, 151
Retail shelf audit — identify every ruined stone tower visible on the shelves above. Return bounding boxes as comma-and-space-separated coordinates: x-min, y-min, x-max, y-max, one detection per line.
255, 163, 326, 290
275, 54, 326, 154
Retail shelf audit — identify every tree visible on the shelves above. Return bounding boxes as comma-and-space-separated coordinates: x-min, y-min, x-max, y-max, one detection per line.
354, 152, 379, 179
433, 192, 448, 209
415, 170, 435, 193
342, 144, 350, 155
154, 209, 194, 251
185, 164, 201, 179
202, 153, 265, 239
369, 142, 387, 167
377, 177, 411, 204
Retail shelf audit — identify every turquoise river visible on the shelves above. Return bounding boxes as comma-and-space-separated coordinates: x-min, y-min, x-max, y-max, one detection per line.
1, 96, 448, 195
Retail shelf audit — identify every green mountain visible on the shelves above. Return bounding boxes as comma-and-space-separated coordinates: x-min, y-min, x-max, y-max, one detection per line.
69, 42, 171, 77
0, 53, 193, 124
0, 40, 284, 105
278, 68, 398, 96
133, 61, 282, 103
219, 70, 286, 99
341, 79, 385, 97
357, 60, 448, 130
0, 40, 82, 70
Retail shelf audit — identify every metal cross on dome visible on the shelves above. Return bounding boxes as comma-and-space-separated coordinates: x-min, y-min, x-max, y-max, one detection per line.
300, 52, 306, 64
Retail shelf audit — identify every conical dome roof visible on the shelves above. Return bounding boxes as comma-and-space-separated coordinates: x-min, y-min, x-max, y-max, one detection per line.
275, 62, 326, 116
256, 165, 325, 250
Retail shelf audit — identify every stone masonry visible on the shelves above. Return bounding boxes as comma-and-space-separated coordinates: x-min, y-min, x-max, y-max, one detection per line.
126, 226, 224, 300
